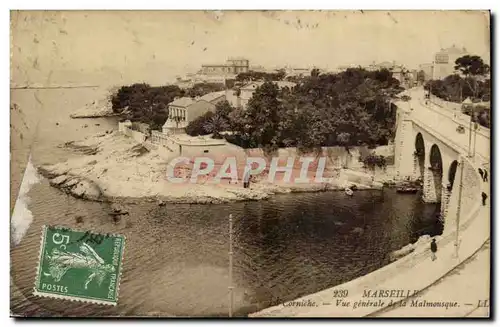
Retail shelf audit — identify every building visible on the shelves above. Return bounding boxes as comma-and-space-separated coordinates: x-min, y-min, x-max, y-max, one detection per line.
199, 91, 226, 106
162, 91, 227, 134
366, 61, 412, 86
433, 45, 468, 80
284, 66, 311, 77
249, 65, 267, 73
409, 69, 419, 86
201, 57, 250, 76
226, 57, 250, 74
336, 64, 360, 72
162, 97, 214, 134
417, 46, 469, 81
419, 63, 434, 81
367, 61, 396, 71
391, 66, 405, 83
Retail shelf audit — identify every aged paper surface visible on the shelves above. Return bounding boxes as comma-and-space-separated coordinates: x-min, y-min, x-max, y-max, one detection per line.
10, 10, 490, 317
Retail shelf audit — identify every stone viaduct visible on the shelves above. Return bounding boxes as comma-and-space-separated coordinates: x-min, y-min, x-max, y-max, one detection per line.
393, 87, 490, 234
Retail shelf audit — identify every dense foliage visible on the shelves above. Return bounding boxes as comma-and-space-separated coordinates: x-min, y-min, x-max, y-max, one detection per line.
185, 111, 215, 136
115, 67, 403, 150
360, 153, 388, 171
111, 83, 181, 130
185, 101, 233, 137
225, 68, 402, 152
462, 105, 490, 128
184, 83, 225, 97
425, 75, 490, 103
111, 82, 225, 130
235, 69, 286, 83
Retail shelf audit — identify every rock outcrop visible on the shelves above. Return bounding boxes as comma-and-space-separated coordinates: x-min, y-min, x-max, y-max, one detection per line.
41, 167, 105, 202
39, 132, 386, 204
70, 99, 118, 119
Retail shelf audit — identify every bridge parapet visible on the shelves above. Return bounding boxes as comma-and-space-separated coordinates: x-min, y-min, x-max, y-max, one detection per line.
444, 155, 484, 234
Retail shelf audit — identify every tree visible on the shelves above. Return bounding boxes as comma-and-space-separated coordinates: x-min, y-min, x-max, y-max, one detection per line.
203, 114, 230, 138
455, 55, 490, 77
454, 55, 490, 100
310, 68, 320, 78
111, 83, 183, 129
186, 111, 214, 136
235, 70, 286, 83
242, 82, 282, 149
214, 100, 234, 120
224, 68, 402, 150
186, 83, 225, 97
276, 69, 287, 81
417, 70, 426, 84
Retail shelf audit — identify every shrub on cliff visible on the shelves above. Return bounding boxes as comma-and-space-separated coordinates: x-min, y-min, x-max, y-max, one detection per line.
361, 153, 388, 171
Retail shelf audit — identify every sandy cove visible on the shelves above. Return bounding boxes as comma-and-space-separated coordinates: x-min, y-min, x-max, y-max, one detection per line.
38, 132, 383, 204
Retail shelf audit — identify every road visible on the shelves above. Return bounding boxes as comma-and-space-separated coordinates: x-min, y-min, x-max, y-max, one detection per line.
397, 87, 490, 163
374, 240, 490, 318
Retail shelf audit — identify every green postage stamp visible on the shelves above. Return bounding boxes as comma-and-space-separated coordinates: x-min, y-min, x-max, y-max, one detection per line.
33, 226, 125, 305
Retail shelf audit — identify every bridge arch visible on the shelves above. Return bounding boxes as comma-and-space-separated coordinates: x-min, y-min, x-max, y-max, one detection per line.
414, 133, 425, 181
448, 160, 459, 190
423, 144, 443, 205
438, 159, 459, 220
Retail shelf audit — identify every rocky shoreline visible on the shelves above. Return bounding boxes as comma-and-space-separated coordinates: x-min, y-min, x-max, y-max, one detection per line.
38, 132, 386, 205
40, 167, 382, 205
69, 99, 123, 119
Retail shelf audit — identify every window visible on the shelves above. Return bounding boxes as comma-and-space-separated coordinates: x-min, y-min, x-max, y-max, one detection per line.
435, 54, 449, 64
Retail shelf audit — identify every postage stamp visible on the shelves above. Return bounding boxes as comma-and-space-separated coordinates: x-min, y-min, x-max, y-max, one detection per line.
33, 226, 125, 305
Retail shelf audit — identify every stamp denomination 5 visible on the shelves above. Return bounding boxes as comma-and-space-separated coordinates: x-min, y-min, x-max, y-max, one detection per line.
33, 226, 125, 305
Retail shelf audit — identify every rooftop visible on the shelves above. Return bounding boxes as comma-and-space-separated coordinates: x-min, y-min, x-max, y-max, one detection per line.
169, 97, 196, 107
199, 91, 226, 103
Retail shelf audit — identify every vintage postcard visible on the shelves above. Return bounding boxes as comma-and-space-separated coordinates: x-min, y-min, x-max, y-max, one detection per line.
10, 10, 490, 318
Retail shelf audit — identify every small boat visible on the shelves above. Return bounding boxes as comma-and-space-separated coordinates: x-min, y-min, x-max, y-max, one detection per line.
345, 187, 354, 196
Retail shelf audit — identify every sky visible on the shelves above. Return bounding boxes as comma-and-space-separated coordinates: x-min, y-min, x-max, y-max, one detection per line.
10, 10, 490, 87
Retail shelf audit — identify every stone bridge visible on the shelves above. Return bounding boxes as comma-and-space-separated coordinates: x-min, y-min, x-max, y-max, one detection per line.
250, 86, 490, 318
393, 87, 490, 231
